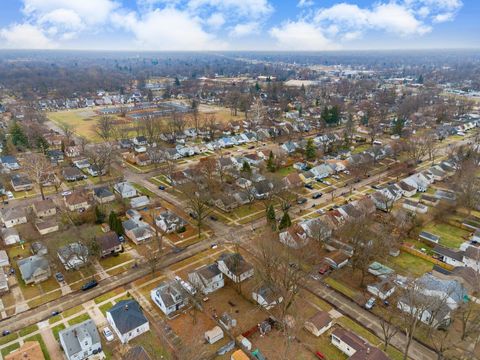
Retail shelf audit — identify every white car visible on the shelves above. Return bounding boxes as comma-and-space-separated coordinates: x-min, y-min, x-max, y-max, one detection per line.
5, 191, 14, 199
61, 190, 72, 197
102, 327, 114, 341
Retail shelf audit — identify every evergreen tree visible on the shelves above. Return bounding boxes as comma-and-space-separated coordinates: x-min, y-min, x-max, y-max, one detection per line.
241, 161, 252, 175
305, 138, 316, 161
321, 106, 330, 124
175, 77, 181, 86
108, 211, 116, 230
267, 151, 276, 172
300, 83, 306, 94
10, 122, 28, 148
392, 118, 405, 136
330, 105, 340, 124
36, 136, 50, 154
266, 204, 276, 230
417, 74, 424, 84
279, 211, 292, 230
255, 82, 261, 92
94, 206, 105, 224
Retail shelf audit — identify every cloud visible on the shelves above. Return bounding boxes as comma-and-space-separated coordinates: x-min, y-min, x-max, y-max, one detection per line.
112, 8, 226, 50
229, 22, 259, 37
269, 20, 336, 50
0, 23, 57, 49
188, 0, 273, 19
206, 12, 225, 28
298, 0, 314, 7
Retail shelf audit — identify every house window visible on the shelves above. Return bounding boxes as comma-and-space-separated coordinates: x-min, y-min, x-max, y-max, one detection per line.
332, 335, 340, 343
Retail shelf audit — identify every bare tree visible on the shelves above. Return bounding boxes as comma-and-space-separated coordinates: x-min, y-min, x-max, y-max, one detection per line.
181, 182, 212, 238
59, 122, 76, 146
22, 153, 54, 200
86, 143, 115, 183
96, 115, 115, 142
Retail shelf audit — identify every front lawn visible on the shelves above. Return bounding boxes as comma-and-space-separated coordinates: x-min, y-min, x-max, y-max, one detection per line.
324, 277, 357, 299
51, 324, 66, 341
99, 252, 132, 270
24, 334, 52, 360
68, 313, 91, 326
1, 342, 20, 357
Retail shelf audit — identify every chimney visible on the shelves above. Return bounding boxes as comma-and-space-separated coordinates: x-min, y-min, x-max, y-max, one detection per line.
125, 304, 129, 311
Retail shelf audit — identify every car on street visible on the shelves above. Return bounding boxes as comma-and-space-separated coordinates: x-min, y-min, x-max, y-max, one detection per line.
102, 327, 114, 341
297, 197, 307, 204
2, 330, 10, 336
365, 297, 376, 310
51, 310, 61, 317
6, 191, 14, 199
209, 215, 218, 221
158, 185, 165, 190
304, 183, 314, 190
55, 272, 64, 282
312, 193, 323, 199
81, 279, 98, 291
61, 190, 72, 197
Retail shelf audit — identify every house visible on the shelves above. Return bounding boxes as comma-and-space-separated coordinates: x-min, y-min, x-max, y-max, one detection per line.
402, 199, 428, 214
133, 136, 147, 146
114, 182, 137, 199
0, 207, 27, 228
35, 219, 59, 235
397, 181, 417, 197
58, 319, 102, 360
279, 224, 309, 249
106, 299, 150, 344
188, 263, 224, 294
0, 268, 9, 294
65, 145, 81, 158
371, 191, 395, 212
331, 328, 389, 360
367, 279, 396, 300
47, 149, 64, 163
17, 255, 51, 284
62, 167, 87, 182
126, 209, 142, 221
64, 191, 90, 211
151, 280, 189, 316
368, 262, 394, 278
155, 211, 186, 233
1, 228, 20, 245
73, 159, 90, 170
31, 242, 48, 256
216, 253, 254, 283
231, 350, 249, 360
421, 194, 440, 206
130, 196, 150, 209
57, 242, 89, 270
96, 232, 123, 257
433, 245, 465, 267
253, 180, 273, 200
397, 293, 453, 329
87, 165, 106, 177
310, 164, 333, 179
4, 341, 45, 360
462, 246, 480, 272
10, 173, 33, 191
252, 284, 283, 310
122, 219, 153, 244
304, 311, 333, 337
0, 250, 9, 267
93, 187, 115, 204
0, 155, 20, 171
324, 250, 350, 269
32, 199, 56, 218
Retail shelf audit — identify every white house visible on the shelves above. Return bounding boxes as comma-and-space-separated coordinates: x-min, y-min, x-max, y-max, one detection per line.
188, 264, 224, 294
1, 228, 20, 245
114, 182, 137, 199
304, 311, 333, 337
331, 328, 389, 359
58, 319, 102, 360
0, 207, 27, 228
130, 196, 150, 209
216, 253, 254, 283
155, 211, 186, 233
279, 224, 309, 249
402, 199, 428, 214
367, 279, 396, 300
106, 300, 150, 344
151, 280, 189, 316
252, 284, 283, 310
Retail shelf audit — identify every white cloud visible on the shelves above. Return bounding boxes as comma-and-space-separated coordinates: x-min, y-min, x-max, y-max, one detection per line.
229, 22, 259, 37
112, 8, 226, 50
298, 0, 314, 7
269, 20, 336, 50
188, 0, 273, 19
206, 12, 225, 28
0, 23, 57, 49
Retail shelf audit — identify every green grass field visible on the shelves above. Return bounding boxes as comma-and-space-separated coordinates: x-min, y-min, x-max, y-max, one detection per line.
388, 251, 433, 277
423, 222, 470, 249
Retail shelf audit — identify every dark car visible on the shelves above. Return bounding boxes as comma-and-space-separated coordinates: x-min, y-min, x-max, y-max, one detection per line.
297, 197, 307, 204
209, 215, 218, 221
312, 193, 323, 199
118, 235, 125, 243
2, 330, 10, 336
304, 184, 314, 190
158, 185, 165, 190
55, 272, 64, 282
51, 310, 61, 317
81, 279, 98, 291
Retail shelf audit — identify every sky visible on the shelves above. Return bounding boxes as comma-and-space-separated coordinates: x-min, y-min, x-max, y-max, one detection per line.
0, 0, 478, 51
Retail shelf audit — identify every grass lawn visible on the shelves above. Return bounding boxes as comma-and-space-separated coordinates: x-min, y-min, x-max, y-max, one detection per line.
27, 289, 62, 308
18, 324, 38, 337
51, 324, 66, 341
47, 109, 102, 142
24, 334, 51, 360
68, 313, 91, 326
129, 331, 171, 360
94, 290, 120, 304
99, 253, 132, 270
277, 166, 296, 176
49, 314, 62, 324
131, 183, 157, 198
423, 222, 470, 249
324, 277, 357, 299
388, 252, 433, 277
1, 342, 20, 357
0, 333, 19, 346
99, 302, 114, 316
62, 305, 85, 318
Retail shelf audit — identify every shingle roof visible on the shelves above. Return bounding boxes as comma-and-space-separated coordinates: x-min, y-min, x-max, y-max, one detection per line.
107, 300, 148, 334
58, 319, 100, 359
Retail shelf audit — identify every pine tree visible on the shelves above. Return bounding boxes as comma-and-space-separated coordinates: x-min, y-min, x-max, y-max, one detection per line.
255, 82, 261, 92
95, 206, 105, 224
279, 211, 292, 230
37, 136, 50, 154
241, 161, 252, 175
10, 122, 28, 148
267, 151, 276, 172
266, 204, 276, 230
305, 138, 316, 161
175, 77, 181, 86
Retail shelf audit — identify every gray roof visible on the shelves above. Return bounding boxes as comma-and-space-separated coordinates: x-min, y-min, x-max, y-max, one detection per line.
94, 187, 114, 198
0, 207, 26, 222
59, 319, 101, 359
153, 280, 188, 308
17, 255, 49, 282
107, 299, 148, 334
417, 273, 467, 304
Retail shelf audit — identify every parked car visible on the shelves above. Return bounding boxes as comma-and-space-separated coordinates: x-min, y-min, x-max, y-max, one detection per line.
304, 183, 314, 190
118, 235, 125, 243
51, 310, 61, 317
55, 272, 64, 282
81, 279, 98, 291
210, 243, 218, 249
6, 191, 14, 199
102, 327, 114, 342
312, 193, 323, 199
323, 181, 332, 186
2, 330, 10, 336
332, 175, 340, 180
158, 185, 165, 190
365, 297, 376, 310
61, 190, 72, 197
297, 197, 307, 204
209, 215, 218, 221
315, 351, 326, 359
318, 263, 331, 275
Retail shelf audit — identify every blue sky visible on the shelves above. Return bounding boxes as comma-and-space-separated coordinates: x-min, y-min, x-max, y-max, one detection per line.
0, 0, 478, 50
